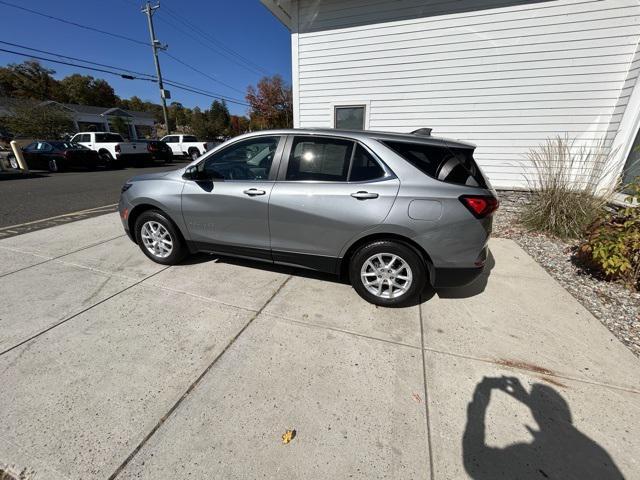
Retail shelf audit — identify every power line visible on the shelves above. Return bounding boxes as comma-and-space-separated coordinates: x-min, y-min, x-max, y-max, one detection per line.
161, 51, 245, 94
159, 4, 270, 76
0, 46, 250, 106
0, 40, 156, 79
163, 81, 250, 106
154, 14, 266, 77
0, 40, 247, 102
0, 47, 155, 81
0, 0, 148, 47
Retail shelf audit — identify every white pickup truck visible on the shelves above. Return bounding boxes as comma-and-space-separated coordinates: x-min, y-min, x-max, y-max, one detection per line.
70, 132, 148, 168
161, 134, 217, 161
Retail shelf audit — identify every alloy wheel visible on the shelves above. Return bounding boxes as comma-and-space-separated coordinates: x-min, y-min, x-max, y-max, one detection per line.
360, 253, 413, 299
140, 220, 173, 258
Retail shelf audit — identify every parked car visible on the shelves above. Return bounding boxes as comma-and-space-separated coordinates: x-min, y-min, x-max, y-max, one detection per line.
138, 139, 173, 164
70, 132, 148, 168
21, 141, 100, 172
0, 145, 18, 170
119, 128, 498, 306
160, 134, 216, 161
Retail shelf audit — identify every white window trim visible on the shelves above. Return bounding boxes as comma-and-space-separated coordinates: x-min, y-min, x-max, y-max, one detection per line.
331, 101, 370, 130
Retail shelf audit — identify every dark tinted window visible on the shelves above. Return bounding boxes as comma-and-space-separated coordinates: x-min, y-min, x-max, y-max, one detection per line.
287, 137, 354, 181
96, 133, 123, 142
202, 136, 279, 180
335, 106, 365, 130
49, 141, 82, 149
382, 140, 485, 187
349, 145, 385, 181
182, 135, 198, 142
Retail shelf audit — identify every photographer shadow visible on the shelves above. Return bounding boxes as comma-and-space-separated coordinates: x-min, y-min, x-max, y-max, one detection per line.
463, 377, 625, 479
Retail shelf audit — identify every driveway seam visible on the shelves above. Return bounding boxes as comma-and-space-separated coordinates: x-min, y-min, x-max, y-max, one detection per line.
422, 346, 640, 395
0, 234, 125, 278
267, 312, 422, 350
0, 265, 171, 358
419, 298, 436, 480
107, 275, 293, 480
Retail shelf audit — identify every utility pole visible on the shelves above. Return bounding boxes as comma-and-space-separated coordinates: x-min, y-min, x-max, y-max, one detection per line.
142, 1, 171, 135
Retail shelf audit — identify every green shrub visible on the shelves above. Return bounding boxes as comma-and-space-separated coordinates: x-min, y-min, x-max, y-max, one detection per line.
578, 178, 640, 290
520, 135, 617, 239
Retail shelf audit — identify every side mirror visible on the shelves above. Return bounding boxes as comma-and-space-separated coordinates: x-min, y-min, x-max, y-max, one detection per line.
183, 165, 200, 180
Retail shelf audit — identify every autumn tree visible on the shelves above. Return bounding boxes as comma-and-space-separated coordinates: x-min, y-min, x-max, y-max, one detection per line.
59, 74, 118, 106
246, 75, 292, 130
0, 98, 74, 138
0, 61, 62, 100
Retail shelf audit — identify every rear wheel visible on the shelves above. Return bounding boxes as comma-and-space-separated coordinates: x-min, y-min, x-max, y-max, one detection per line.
99, 150, 118, 169
189, 149, 200, 161
47, 158, 61, 172
134, 210, 188, 265
349, 240, 426, 307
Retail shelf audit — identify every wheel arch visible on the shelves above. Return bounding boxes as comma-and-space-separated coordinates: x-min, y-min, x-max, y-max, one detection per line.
339, 232, 434, 283
127, 202, 187, 246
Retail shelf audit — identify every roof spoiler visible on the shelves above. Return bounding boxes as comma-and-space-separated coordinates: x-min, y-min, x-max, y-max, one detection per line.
411, 128, 432, 136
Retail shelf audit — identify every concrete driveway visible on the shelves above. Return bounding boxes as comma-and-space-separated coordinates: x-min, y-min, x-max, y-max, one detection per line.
0, 213, 638, 479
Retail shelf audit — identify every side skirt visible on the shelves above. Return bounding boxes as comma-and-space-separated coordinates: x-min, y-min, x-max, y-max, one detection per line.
186, 241, 340, 274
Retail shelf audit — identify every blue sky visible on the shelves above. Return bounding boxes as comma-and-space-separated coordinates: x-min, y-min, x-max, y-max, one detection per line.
0, 0, 292, 115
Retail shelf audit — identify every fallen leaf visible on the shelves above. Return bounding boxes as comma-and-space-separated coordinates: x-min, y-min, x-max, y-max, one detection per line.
282, 429, 296, 444
412, 393, 422, 403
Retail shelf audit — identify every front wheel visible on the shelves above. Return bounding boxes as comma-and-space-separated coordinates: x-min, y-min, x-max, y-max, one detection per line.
134, 210, 188, 265
349, 240, 426, 307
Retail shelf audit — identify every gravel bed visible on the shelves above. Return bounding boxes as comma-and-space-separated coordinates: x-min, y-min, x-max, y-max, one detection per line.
493, 191, 640, 358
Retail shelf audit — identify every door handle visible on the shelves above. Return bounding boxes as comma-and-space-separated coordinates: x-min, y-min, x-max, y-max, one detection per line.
243, 188, 266, 196
351, 191, 379, 200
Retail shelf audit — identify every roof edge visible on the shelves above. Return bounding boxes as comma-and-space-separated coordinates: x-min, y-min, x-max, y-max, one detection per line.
260, 0, 294, 30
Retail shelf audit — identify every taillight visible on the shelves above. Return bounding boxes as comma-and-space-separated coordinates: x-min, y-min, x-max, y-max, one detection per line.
115, 144, 121, 153
459, 195, 499, 218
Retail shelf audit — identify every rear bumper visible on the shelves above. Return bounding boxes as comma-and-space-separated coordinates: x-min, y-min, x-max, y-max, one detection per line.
432, 266, 484, 288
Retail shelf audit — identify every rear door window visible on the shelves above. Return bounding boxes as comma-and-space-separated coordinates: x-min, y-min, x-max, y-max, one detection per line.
349, 144, 385, 182
182, 135, 198, 142
286, 137, 354, 182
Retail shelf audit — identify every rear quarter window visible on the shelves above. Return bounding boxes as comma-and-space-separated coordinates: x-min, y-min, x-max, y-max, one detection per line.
381, 140, 486, 188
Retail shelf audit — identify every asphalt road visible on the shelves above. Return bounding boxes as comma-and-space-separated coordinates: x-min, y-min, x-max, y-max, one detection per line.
0, 160, 188, 233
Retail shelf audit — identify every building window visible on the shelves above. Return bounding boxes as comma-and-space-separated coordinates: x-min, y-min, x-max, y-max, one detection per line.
334, 105, 366, 130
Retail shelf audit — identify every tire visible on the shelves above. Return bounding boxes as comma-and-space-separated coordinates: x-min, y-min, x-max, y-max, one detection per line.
47, 158, 60, 172
349, 240, 426, 307
189, 149, 200, 161
134, 210, 188, 265
99, 150, 117, 169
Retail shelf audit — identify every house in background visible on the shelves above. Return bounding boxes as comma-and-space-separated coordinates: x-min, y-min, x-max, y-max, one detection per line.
0, 97, 156, 139
261, 0, 640, 189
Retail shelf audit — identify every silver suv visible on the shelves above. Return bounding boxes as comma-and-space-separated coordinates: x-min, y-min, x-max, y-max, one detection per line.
119, 129, 498, 306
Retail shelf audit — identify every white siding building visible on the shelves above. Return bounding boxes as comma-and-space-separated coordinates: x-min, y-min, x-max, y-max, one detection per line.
261, 0, 640, 189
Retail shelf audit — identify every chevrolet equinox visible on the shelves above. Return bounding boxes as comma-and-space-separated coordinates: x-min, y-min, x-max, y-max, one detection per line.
119, 129, 498, 307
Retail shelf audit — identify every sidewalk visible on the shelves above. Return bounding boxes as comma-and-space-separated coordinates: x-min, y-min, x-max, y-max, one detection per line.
0, 213, 638, 479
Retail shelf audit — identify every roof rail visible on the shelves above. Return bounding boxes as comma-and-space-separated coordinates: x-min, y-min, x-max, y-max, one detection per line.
411, 128, 432, 136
